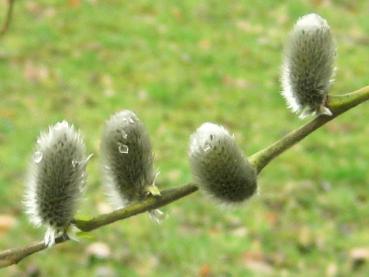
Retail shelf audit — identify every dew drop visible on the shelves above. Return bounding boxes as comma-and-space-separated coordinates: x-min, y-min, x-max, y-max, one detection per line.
33, 151, 43, 163
123, 117, 134, 124
72, 160, 79, 168
54, 121, 68, 131
118, 143, 129, 154
148, 209, 166, 224
203, 143, 211, 152
121, 130, 128, 139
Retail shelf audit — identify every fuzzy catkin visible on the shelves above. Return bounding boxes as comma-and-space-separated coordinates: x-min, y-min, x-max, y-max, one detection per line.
25, 121, 89, 246
101, 110, 156, 207
281, 13, 336, 118
189, 123, 257, 203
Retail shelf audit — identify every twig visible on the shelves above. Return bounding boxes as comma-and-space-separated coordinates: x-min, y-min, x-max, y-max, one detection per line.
0, 0, 15, 37
0, 85, 368, 268
249, 85, 369, 173
0, 184, 198, 268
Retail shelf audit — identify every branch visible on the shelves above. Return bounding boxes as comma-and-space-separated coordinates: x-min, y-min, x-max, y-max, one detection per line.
0, 85, 368, 268
249, 85, 369, 173
0, 0, 15, 37
0, 184, 198, 268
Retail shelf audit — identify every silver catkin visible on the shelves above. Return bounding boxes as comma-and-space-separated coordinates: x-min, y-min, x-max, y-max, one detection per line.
189, 123, 257, 204
281, 13, 336, 118
101, 110, 157, 208
25, 121, 90, 247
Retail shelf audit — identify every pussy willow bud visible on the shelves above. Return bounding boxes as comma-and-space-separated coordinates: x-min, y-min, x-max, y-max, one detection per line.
25, 121, 90, 247
101, 110, 158, 208
189, 123, 257, 204
281, 13, 336, 118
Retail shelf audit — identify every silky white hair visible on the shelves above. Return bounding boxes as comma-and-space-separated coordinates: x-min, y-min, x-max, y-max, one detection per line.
189, 122, 257, 204
25, 121, 90, 247
101, 110, 156, 208
281, 13, 336, 118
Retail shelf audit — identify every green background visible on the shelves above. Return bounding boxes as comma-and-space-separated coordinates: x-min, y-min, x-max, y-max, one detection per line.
1, 0, 369, 276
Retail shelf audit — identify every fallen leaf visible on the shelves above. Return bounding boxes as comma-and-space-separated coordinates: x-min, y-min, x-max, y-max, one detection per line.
23, 60, 49, 83
86, 242, 111, 259
235, 20, 263, 33
68, 0, 81, 7
265, 211, 279, 227
243, 251, 273, 274
199, 264, 211, 277
0, 214, 17, 236
95, 266, 115, 277
198, 39, 211, 50
349, 247, 369, 270
167, 169, 181, 182
326, 262, 338, 277
230, 226, 248, 237
222, 75, 250, 89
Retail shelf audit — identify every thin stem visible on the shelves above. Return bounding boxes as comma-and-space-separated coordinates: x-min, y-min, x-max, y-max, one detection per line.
0, 0, 15, 37
249, 85, 369, 173
0, 184, 198, 268
0, 84, 368, 268
73, 184, 198, 231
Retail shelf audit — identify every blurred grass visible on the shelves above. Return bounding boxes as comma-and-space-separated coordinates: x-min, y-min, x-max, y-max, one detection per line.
0, 0, 369, 276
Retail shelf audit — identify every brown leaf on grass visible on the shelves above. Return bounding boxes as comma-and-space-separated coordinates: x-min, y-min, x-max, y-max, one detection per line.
25, 2, 42, 14
198, 39, 211, 50
94, 265, 113, 277
0, 109, 15, 118
235, 20, 263, 34
310, 0, 326, 6
326, 121, 355, 134
86, 242, 111, 260
167, 169, 181, 182
297, 226, 315, 253
230, 226, 248, 238
135, 255, 159, 276
243, 251, 273, 274
23, 60, 50, 83
198, 264, 211, 277
349, 247, 369, 270
25, 2, 56, 18
0, 214, 17, 236
326, 262, 338, 277
94, 266, 115, 277
171, 8, 182, 19
265, 211, 279, 227
68, 0, 81, 7
222, 75, 250, 89
101, 74, 116, 97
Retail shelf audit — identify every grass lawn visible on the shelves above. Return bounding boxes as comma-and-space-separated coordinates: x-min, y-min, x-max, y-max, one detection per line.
1, 0, 369, 276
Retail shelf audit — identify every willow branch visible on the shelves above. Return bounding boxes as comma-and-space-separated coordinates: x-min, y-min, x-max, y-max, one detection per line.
0, 184, 198, 268
249, 85, 369, 173
0, 85, 368, 268
0, 0, 15, 37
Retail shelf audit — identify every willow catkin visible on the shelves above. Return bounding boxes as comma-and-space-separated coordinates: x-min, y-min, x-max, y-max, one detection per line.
189, 123, 257, 204
101, 110, 159, 208
281, 13, 336, 118
25, 121, 90, 247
